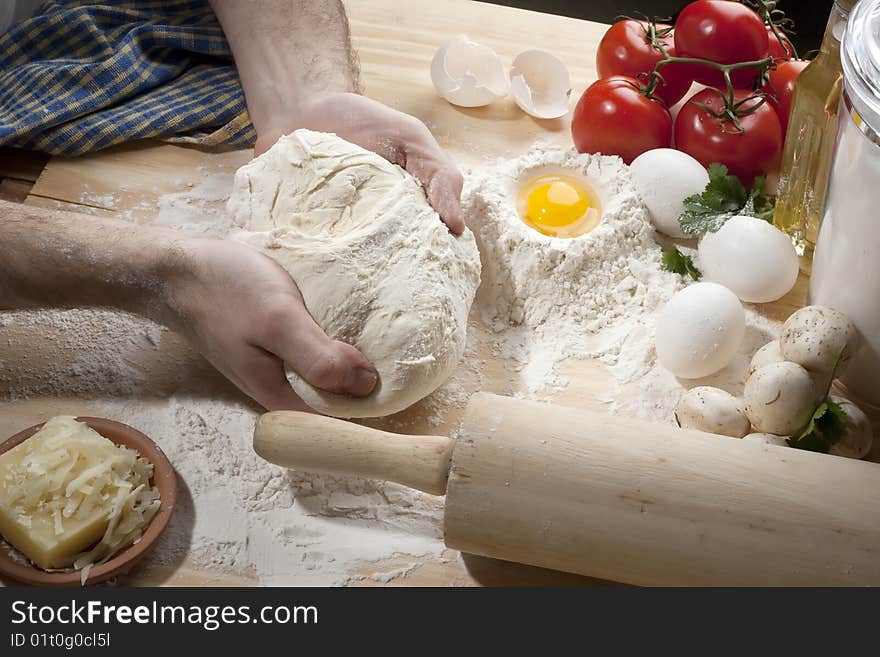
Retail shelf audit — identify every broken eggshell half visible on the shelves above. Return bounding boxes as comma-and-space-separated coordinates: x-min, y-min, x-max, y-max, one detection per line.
509, 49, 572, 119
431, 34, 509, 107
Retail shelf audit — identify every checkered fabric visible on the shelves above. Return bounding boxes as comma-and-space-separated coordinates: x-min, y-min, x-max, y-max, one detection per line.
0, 0, 255, 155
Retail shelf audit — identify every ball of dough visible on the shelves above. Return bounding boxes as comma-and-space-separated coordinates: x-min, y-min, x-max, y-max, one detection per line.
229, 130, 482, 418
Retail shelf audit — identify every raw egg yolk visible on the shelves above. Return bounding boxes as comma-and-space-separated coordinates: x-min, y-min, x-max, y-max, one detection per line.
517, 174, 601, 238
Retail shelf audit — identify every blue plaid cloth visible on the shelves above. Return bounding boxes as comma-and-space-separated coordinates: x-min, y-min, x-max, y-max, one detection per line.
0, 0, 255, 155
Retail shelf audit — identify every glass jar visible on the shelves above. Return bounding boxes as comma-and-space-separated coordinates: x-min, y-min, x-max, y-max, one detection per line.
773, 0, 853, 274
811, 0, 880, 407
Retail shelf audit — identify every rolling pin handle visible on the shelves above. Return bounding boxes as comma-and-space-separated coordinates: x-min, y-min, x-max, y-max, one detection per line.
253, 411, 453, 496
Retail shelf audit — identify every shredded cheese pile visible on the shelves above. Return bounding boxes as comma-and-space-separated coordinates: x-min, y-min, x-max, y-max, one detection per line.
3, 416, 160, 582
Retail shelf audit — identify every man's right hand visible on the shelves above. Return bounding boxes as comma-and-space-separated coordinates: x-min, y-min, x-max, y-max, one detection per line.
163, 237, 378, 411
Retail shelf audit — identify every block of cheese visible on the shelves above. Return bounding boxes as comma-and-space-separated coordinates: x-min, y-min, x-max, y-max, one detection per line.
0, 416, 160, 573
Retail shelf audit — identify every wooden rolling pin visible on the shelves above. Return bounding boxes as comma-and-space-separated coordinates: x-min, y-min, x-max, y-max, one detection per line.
253, 392, 880, 586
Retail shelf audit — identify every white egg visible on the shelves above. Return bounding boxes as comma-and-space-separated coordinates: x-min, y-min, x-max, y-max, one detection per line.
656, 282, 746, 379
431, 35, 509, 108
698, 215, 798, 303
629, 148, 709, 238
509, 50, 571, 119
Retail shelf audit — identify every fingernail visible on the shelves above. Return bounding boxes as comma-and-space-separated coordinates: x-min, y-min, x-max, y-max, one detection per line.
349, 366, 378, 396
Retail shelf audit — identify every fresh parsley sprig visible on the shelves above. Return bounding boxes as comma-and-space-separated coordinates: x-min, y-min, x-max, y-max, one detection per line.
661, 245, 702, 280
679, 163, 776, 236
787, 401, 848, 453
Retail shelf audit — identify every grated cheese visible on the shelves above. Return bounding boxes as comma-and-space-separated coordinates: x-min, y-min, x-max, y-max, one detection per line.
0, 416, 160, 581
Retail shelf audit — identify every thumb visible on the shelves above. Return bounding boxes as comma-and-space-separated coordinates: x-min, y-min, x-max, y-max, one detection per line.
267, 297, 378, 397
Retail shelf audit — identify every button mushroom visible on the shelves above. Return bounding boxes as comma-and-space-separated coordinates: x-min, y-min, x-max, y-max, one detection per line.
780, 306, 860, 375
744, 362, 817, 436
742, 432, 789, 446
747, 339, 784, 380
674, 386, 751, 438
828, 396, 873, 460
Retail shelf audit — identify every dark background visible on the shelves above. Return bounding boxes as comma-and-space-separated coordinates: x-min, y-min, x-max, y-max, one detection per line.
487, 1, 833, 54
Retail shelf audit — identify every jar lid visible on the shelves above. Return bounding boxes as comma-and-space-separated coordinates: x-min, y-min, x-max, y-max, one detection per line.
844, 0, 880, 130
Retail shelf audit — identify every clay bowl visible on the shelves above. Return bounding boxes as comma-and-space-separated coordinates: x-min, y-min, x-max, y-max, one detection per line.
0, 417, 176, 586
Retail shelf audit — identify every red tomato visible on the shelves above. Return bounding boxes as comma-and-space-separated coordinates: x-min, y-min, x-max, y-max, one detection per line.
571, 76, 672, 164
765, 59, 808, 134
674, 88, 782, 184
596, 20, 691, 106
767, 26, 795, 61
674, 0, 769, 88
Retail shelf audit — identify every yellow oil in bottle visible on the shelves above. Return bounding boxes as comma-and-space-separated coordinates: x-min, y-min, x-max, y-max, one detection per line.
773, 0, 853, 274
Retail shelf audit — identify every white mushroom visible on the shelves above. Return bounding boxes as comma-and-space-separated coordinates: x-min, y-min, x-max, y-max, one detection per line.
674, 386, 750, 438
742, 432, 789, 446
747, 339, 784, 380
828, 396, 873, 460
744, 362, 817, 436
780, 306, 859, 375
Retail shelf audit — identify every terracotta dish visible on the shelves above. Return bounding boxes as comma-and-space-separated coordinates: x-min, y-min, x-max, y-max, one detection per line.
0, 417, 176, 586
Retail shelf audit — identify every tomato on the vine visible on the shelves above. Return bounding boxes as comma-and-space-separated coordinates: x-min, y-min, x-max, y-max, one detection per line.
571, 75, 672, 164
766, 26, 795, 61
596, 20, 691, 106
765, 59, 808, 134
674, 88, 782, 184
674, 0, 769, 89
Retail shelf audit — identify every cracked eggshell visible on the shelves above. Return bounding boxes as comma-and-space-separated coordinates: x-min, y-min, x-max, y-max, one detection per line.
431, 35, 509, 108
509, 50, 572, 119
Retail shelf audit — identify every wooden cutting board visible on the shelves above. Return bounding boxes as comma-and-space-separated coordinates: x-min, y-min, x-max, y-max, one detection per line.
0, 0, 823, 586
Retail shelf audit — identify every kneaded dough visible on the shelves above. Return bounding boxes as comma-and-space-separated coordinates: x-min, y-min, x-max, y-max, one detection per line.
228, 130, 481, 418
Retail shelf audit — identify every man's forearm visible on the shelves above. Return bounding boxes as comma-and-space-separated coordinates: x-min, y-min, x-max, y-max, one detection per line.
0, 200, 183, 319
210, 0, 359, 139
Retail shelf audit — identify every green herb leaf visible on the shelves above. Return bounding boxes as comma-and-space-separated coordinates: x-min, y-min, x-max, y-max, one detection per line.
678, 163, 776, 236
742, 175, 776, 224
786, 401, 848, 453
661, 245, 702, 280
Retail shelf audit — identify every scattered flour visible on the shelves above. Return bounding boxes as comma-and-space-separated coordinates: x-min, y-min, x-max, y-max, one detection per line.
152, 173, 237, 236
1, 139, 785, 585
94, 396, 446, 586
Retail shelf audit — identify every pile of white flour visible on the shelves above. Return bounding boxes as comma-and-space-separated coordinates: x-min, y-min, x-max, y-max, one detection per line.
464, 144, 685, 397
0, 141, 783, 585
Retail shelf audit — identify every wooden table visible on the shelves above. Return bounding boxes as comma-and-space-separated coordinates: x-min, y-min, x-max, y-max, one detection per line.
0, 0, 846, 587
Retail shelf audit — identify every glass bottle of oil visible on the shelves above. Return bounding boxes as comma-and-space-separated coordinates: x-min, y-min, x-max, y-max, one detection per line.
773, 0, 854, 274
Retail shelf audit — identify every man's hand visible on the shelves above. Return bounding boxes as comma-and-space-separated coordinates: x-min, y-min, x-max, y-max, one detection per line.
254, 92, 465, 234
210, 0, 465, 233
163, 238, 377, 411
0, 200, 377, 412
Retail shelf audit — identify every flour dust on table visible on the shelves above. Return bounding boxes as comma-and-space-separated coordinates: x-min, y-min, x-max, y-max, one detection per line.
0, 137, 788, 586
